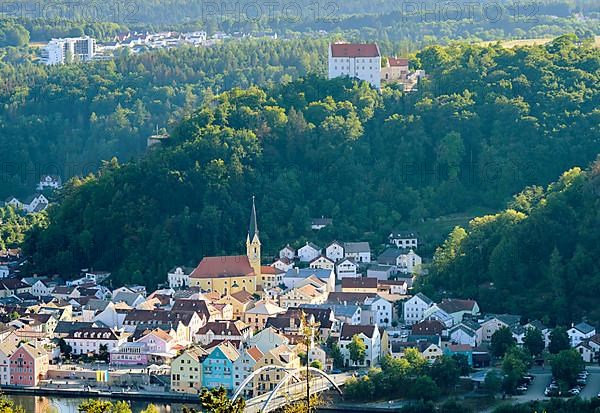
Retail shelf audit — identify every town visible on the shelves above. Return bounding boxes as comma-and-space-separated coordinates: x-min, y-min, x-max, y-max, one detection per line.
0, 197, 596, 410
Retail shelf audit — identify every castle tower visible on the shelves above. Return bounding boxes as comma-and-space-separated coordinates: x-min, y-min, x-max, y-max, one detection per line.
246, 196, 261, 278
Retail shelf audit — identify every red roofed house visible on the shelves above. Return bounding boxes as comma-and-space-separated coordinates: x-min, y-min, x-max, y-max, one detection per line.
382, 57, 409, 83
9, 343, 49, 386
328, 42, 381, 89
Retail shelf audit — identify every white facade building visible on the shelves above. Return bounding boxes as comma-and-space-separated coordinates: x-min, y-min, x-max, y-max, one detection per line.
328, 43, 381, 89
41, 37, 97, 65
403, 293, 434, 325
298, 243, 321, 262
168, 266, 193, 289
325, 241, 345, 262
335, 258, 358, 280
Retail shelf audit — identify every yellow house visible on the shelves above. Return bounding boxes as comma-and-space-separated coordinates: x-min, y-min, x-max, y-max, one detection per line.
243, 299, 285, 331
217, 290, 256, 320
171, 346, 208, 394
189, 198, 265, 295
253, 344, 300, 396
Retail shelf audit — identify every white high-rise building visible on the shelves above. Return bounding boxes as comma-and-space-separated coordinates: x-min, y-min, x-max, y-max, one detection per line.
328, 42, 381, 89
41, 36, 97, 65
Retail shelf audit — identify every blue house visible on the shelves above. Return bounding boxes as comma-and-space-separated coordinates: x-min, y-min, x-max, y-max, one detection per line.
444, 344, 474, 366
202, 342, 240, 391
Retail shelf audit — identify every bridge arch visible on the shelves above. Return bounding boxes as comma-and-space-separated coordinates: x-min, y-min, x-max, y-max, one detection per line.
232, 365, 343, 412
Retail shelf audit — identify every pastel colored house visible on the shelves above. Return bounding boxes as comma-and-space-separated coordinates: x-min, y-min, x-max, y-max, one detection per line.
253, 344, 300, 395
171, 346, 208, 394
0, 342, 17, 385
109, 342, 149, 366
444, 344, 474, 366
233, 346, 263, 397
202, 342, 240, 391
9, 343, 49, 386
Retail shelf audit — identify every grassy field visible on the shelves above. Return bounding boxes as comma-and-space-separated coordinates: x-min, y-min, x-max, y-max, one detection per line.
478, 36, 600, 48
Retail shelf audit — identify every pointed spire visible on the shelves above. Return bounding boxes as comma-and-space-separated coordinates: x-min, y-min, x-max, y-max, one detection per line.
249, 195, 258, 240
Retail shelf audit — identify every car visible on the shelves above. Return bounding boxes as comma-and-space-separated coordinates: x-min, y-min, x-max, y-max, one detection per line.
523, 374, 534, 382
516, 385, 528, 393
545, 388, 559, 397
568, 388, 581, 396
331, 368, 342, 374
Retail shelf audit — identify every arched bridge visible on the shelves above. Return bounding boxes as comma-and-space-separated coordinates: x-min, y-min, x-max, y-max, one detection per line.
232, 365, 346, 413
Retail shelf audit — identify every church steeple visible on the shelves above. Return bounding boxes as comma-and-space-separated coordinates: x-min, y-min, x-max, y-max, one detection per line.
248, 195, 258, 241
246, 196, 261, 278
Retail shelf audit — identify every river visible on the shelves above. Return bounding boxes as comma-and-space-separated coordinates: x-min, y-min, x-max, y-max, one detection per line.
5, 394, 198, 413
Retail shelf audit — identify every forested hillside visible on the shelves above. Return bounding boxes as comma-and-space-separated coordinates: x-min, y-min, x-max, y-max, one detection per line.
23, 36, 600, 287
420, 161, 600, 325
0, 38, 327, 197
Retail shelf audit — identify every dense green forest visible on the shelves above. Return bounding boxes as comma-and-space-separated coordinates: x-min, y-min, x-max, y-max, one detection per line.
23, 35, 600, 287
0, 207, 46, 251
420, 161, 600, 325
0, 38, 327, 198
0, 0, 598, 46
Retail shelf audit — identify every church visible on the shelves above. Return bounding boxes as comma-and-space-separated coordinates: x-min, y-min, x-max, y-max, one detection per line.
189, 198, 281, 295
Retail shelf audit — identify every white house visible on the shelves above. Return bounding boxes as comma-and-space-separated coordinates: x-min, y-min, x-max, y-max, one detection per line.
4, 196, 23, 210
279, 245, 296, 260
368, 296, 394, 327
336, 258, 358, 280
424, 299, 480, 325
310, 217, 332, 230
37, 175, 62, 191
403, 293, 434, 325
168, 266, 193, 289
65, 327, 125, 355
328, 43, 381, 89
388, 231, 418, 249
448, 321, 483, 347
325, 241, 345, 262
377, 248, 422, 275
297, 242, 321, 262
30, 279, 53, 298
343, 242, 371, 263
22, 194, 49, 213
271, 257, 294, 272
309, 255, 335, 271
568, 322, 596, 347
338, 324, 381, 367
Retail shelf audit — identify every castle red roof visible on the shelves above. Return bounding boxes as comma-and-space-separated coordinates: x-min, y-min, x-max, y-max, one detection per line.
331, 43, 380, 58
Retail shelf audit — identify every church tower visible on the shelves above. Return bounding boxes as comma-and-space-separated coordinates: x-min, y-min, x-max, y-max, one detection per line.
246, 196, 261, 278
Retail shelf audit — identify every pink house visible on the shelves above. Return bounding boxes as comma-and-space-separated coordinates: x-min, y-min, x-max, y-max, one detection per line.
110, 329, 178, 366
10, 343, 49, 386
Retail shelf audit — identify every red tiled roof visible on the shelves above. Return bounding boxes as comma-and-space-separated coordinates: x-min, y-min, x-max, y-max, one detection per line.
388, 57, 409, 67
261, 266, 283, 275
246, 346, 263, 362
331, 43, 380, 58
191, 255, 255, 279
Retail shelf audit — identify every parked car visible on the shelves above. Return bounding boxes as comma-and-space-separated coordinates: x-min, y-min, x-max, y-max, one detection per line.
568, 388, 581, 396
516, 385, 528, 393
